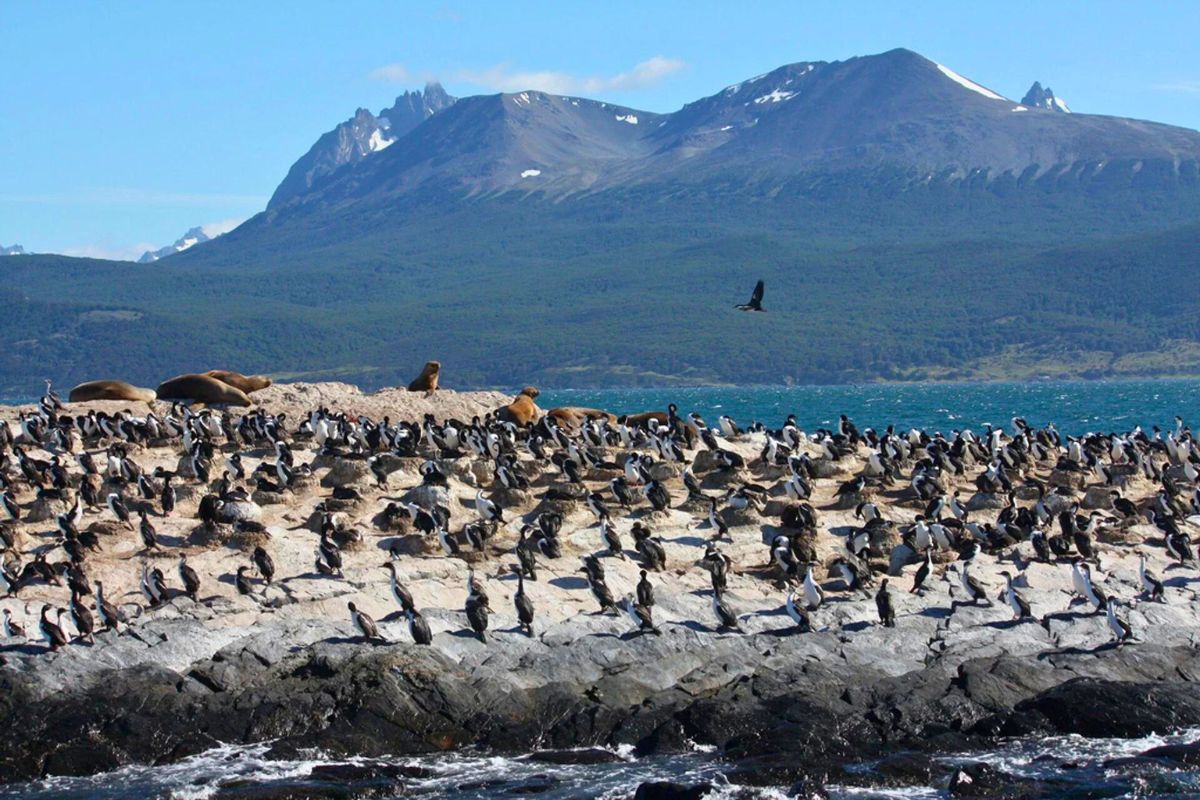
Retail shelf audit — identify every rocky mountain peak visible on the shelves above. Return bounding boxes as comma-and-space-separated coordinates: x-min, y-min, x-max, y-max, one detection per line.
1021, 81, 1071, 112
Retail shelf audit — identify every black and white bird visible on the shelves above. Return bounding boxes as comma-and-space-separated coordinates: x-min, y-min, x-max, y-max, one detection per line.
406, 606, 433, 645
1138, 552, 1165, 603
999, 570, 1032, 620
622, 594, 660, 635
348, 601, 384, 641
711, 588, 743, 632
513, 569, 535, 637
875, 579, 896, 627
1105, 597, 1133, 643
179, 554, 201, 600
734, 279, 766, 312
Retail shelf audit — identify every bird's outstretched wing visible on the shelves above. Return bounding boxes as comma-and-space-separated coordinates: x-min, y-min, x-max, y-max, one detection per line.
735, 279, 766, 312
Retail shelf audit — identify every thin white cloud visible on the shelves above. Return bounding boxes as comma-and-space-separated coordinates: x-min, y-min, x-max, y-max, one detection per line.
1153, 80, 1200, 94
58, 242, 158, 262
200, 217, 245, 238
0, 188, 267, 207
370, 56, 686, 96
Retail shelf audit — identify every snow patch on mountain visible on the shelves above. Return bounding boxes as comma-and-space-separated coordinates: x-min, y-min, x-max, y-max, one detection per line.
936, 63, 1006, 101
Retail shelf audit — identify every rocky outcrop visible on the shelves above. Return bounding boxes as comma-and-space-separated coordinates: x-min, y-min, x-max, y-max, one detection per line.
3, 596, 1200, 784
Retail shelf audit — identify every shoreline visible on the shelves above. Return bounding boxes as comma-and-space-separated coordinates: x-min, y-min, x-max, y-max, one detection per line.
0, 382, 1198, 797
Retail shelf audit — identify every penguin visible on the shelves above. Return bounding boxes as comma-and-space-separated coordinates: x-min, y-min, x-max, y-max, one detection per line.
348, 601, 384, 642
406, 606, 433, 645
622, 594, 660, 635
1138, 551, 1165, 603
513, 569, 535, 637
179, 554, 201, 600
875, 579, 896, 627
711, 588, 743, 632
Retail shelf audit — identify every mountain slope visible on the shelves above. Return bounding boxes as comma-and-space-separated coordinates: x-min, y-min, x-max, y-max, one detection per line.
268, 82, 456, 209
2, 48, 1200, 395
281, 48, 1200, 210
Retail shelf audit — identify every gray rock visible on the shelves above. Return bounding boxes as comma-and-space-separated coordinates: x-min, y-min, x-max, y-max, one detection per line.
965, 492, 1006, 512
320, 459, 370, 488
217, 501, 263, 523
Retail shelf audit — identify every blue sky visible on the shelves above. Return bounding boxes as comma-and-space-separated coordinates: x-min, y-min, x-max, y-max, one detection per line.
3, 1, 1199, 259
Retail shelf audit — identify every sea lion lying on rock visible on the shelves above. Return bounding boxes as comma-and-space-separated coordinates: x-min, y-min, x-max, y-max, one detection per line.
497, 387, 542, 426
156, 373, 253, 407
204, 369, 271, 394
407, 361, 440, 392
68, 379, 157, 405
546, 406, 617, 431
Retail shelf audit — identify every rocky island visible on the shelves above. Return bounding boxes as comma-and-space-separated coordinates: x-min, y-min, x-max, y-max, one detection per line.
1, 381, 1199, 798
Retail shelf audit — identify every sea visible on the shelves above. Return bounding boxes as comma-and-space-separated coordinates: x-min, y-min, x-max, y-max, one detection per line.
4, 379, 1200, 799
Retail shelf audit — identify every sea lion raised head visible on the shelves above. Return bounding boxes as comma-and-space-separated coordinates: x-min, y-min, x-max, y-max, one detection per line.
407, 361, 441, 392
204, 369, 271, 394
498, 386, 543, 426
68, 379, 157, 406
156, 373, 253, 407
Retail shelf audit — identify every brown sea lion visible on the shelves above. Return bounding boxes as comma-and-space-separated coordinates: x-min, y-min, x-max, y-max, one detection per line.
156, 374, 253, 407
623, 411, 669, 428
407, 361, 441, 392
497, 387, 542, 426
547, 406, 617, 431
68, 379, 157, 405
204, 369, 271, 394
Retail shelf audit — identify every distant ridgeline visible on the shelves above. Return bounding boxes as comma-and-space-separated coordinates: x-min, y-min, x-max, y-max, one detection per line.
2, 48, 1200, 395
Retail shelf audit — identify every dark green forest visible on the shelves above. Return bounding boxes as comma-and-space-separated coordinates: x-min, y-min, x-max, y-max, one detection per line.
2, 177, 1199, 396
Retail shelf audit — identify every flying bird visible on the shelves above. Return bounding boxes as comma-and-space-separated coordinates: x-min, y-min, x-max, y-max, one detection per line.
735, 279, 765, 312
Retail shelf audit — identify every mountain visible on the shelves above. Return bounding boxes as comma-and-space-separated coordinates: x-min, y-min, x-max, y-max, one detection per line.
1, 48, 1199, 396
1021, 81, 1071, 113
137, 226, 213, 263
268, 82, 456, 209
0, 244, 25, 256
281, 49, 1199, 208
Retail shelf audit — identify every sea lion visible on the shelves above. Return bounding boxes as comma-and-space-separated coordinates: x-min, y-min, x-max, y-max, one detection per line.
497, 387, 542, 426
67, 379, 157, 405
204, 370, 271, 394
547, 406, 617, 431
623, 411, 669, 428
156, 374, 253, 407
407, 361, 441, 392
